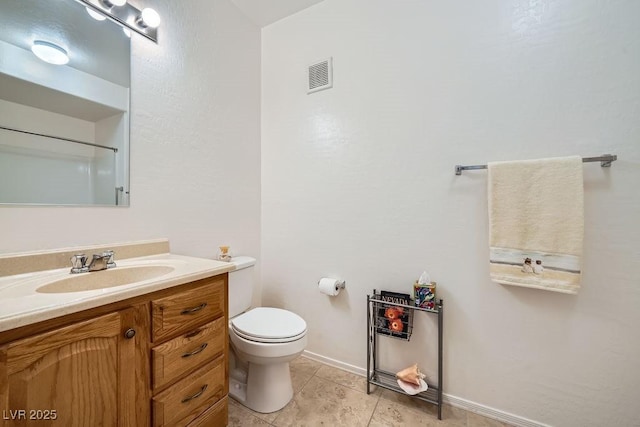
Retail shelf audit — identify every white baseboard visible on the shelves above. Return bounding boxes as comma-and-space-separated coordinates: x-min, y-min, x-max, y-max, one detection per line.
443, 394, 550, 427
303, 350, 368, 376
301, 350, 549, 427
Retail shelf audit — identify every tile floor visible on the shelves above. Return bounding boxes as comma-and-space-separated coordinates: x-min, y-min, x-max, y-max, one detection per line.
228, 356, 513, 427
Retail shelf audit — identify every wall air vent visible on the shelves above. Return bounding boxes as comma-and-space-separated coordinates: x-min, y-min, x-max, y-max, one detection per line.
307, 57, 333, 94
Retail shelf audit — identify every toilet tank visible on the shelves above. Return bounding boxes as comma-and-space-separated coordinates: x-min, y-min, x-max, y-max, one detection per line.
228, 256, 257, 318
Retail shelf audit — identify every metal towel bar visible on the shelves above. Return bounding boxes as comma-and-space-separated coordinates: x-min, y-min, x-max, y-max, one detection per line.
455, 154, 617, 175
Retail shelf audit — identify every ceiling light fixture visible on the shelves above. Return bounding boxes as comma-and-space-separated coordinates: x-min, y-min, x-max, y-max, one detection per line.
78, 0, 160, 43
31, 40, 69, 65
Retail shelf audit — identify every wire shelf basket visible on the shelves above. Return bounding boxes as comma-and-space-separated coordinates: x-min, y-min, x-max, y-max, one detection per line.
372, 297, 415, 341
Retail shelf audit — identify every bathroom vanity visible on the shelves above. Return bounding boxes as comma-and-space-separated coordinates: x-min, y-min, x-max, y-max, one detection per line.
0, 240, 233, 426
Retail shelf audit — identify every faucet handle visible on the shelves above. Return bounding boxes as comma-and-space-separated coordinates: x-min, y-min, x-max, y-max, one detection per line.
70, 254, 87, 273
103, 250, 116, 268
71, 254, 86, 268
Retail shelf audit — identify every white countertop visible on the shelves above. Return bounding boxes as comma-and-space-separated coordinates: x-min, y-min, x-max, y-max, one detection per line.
0, 253, 234, 333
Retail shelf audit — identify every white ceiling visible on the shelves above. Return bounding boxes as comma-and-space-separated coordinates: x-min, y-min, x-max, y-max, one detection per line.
231, 0, 325, 27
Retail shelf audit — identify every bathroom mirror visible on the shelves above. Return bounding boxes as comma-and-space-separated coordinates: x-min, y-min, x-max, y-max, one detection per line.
0, 0, 131, 206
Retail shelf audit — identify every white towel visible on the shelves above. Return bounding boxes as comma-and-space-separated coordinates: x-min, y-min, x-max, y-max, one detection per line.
488, 156, 584, 294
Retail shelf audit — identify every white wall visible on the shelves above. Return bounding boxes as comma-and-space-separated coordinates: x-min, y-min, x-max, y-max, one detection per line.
0, 0, 261, 295
261, 1, 640, 426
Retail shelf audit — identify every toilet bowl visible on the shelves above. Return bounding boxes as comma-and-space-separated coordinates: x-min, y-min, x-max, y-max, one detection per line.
227, 256, 308, 412
229, 307, 307, 413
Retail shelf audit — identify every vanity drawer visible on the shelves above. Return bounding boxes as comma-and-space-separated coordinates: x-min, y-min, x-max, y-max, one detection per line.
152, 356, 226, 427
152, 317, 226, 391
151, 277, 225, 342
187, 396, 228, 427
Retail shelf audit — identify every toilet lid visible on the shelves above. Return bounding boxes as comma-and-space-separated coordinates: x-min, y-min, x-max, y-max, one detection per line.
231, 307, 306, 341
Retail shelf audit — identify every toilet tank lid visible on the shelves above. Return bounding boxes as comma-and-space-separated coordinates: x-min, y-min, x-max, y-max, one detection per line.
230, 256, 256, 270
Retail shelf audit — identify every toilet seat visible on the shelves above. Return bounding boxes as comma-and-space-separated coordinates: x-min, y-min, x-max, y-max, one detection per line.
232, 327, 306, 343
231, 307, 307, 343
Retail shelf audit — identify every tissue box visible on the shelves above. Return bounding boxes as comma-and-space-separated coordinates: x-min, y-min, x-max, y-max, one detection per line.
414, 282, 436, 310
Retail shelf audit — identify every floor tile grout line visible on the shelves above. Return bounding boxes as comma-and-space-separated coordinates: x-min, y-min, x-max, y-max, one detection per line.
312, 369, 375, 397
306, 371, 382, 427
366, 394, 382, 427
270, 368, 317, 426
309, 370, 385, 426
229, 399, 275, 426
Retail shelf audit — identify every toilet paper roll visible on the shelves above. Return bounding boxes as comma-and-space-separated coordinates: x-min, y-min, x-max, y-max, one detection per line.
318, 278, 343, 296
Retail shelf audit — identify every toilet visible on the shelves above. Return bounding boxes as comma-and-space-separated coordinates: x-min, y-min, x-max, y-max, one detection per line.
228, 256, 307, 413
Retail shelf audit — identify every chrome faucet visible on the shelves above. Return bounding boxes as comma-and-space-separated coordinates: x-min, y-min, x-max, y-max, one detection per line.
70, 250, 116, 274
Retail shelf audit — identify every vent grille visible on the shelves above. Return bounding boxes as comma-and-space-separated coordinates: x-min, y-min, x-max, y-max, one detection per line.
308, 58, 333, 94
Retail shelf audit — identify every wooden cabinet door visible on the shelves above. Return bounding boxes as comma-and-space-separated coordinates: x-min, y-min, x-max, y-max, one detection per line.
0, 308, 143, 427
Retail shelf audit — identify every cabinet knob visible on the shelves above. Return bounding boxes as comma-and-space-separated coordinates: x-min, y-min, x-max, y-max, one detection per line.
124, 328, 136, 339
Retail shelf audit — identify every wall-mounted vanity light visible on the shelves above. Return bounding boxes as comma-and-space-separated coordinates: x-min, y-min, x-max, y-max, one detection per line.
101, 0, 127, 7
76, 0, 160, 43
31, 40, 70, 65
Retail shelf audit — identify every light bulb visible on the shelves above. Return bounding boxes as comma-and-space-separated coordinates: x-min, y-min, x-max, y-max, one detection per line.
139, 8, 160, 28
31, 40, 69, 65
86, 7, 106, 21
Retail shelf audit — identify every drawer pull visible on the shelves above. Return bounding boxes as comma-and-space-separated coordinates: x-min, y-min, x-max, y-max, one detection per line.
184, 329, 202, 339
181, 384, 208, 403
182, 343, 208, 358
181, 303, 207, 315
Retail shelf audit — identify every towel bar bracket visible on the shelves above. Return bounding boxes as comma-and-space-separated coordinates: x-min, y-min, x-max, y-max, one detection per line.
455, 164, 487, 175
586, 154, 617, 168
455, 154, 618, 176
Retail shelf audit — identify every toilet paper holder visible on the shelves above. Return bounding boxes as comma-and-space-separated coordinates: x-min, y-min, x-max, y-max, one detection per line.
318, 278, 346, 290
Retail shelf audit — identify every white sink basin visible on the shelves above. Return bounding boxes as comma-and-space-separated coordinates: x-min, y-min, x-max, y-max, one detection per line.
36, 265, 175, 293
0, 252, 235, 333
